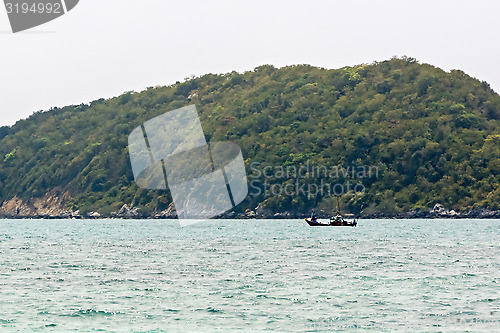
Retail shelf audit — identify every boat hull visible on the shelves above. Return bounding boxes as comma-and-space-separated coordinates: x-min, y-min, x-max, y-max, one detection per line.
305, 218, 357, 227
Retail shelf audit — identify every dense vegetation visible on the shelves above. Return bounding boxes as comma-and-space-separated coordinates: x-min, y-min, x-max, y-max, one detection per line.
1, 57, 499, 216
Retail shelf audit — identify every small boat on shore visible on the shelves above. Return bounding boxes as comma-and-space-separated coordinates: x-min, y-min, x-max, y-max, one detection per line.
305, 197, 357, 227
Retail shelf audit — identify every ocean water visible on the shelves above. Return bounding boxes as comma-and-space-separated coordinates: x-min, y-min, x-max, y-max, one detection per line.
0, 219, 498, 332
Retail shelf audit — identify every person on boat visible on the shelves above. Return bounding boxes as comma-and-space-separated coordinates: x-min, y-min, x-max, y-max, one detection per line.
310, 210, 317, 222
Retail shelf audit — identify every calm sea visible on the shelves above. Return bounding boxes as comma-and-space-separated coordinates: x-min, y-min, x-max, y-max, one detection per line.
0, 219, 498, 332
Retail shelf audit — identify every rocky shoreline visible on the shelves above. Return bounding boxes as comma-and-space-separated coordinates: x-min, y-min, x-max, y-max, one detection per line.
0, 202, 499, 220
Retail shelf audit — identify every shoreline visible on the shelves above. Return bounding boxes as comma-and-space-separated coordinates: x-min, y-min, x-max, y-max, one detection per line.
1, 215, 499, 220
1, 203, 499, 220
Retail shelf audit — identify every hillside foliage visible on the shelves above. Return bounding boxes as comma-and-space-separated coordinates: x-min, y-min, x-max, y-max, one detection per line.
0, 57, 499, 216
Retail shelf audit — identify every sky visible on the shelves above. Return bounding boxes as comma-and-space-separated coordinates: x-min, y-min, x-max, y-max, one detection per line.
1, 0, 499, 126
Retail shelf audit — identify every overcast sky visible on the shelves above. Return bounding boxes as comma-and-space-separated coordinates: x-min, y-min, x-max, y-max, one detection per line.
1, 0, 499, 126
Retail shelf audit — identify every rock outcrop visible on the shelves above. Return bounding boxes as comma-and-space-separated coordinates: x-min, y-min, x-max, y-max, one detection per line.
0, 191, 82, 219
110, 204, 140, 218
154, 202, 177, 219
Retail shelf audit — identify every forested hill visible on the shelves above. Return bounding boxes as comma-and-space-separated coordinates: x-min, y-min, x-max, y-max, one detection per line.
1, 57, 499, 218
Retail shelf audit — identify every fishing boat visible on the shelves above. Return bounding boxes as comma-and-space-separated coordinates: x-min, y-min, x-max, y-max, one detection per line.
305, 197, 357, 227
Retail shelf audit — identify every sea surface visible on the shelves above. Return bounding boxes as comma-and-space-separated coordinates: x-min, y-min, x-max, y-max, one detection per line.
0, 219, 498, 332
